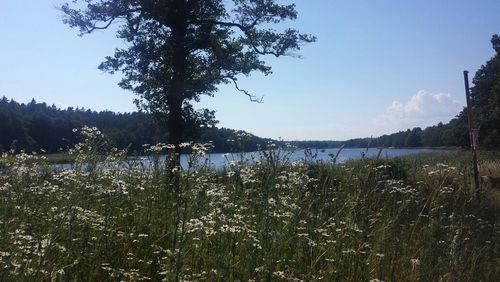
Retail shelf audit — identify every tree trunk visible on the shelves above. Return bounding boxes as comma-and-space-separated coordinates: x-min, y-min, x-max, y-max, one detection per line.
167, 95, 183, 171
167, 5, 189, 171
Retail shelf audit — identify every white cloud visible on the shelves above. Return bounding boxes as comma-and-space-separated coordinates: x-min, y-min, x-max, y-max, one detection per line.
373, 90, 464, 134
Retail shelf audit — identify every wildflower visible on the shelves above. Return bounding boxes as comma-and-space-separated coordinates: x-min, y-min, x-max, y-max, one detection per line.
268, 198, 276, 206
220, 224, 230, 233
307, 239, 317, 247
179, 142, 191, 148
254, 266, 265, 273
410, 258, 421, 271
272, 271, 286, 278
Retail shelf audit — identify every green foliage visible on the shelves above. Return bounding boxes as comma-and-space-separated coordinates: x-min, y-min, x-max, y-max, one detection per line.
0, 97, 161, 153
0, 134, 499, 280
0, 98, 273, 154
470, 34, 500, 148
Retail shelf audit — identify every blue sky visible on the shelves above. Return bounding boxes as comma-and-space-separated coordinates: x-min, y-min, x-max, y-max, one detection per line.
1, 1, 499, 140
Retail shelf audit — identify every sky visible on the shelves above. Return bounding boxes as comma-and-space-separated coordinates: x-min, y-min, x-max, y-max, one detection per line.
0, 0, 499, 140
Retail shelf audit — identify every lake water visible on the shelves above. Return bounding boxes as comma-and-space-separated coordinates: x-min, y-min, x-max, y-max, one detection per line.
55, 147, 454, 170
168, 147, 454, 169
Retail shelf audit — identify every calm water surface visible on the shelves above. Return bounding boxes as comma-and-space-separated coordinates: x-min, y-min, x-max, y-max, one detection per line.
173, 147, 454, 169
55, 148, 454, 170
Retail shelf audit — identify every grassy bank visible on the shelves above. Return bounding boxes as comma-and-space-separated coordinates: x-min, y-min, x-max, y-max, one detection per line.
0, 128, 499, 281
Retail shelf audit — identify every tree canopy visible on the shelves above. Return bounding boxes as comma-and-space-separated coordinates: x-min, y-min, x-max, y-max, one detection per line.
470, 34, 500, 148
60, 0, 315, 154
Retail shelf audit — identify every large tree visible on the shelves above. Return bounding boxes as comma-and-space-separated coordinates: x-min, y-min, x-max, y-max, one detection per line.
471, 34, 500, 148
60, 0, 315, 159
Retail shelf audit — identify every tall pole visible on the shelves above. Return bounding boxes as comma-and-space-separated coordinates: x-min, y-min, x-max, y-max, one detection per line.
463, 71, 480, 201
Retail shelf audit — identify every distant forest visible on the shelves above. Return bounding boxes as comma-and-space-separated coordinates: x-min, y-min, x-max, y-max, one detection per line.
291, 114, 468, 149
0, 97, 273, 154
1, 35, 499, 154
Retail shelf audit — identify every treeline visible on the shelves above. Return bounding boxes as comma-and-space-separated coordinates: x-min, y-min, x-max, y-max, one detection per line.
0, 97, 159, 153
0, 98, 271, 154
293, 112, 468, 149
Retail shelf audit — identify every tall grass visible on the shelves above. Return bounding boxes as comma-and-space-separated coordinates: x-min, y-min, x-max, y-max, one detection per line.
0, 127, 499, 281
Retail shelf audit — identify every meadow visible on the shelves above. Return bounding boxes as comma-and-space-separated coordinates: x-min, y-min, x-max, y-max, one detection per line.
0, 126, 499, 281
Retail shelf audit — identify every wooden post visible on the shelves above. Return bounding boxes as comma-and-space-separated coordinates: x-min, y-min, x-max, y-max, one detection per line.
463, 71, 480, 201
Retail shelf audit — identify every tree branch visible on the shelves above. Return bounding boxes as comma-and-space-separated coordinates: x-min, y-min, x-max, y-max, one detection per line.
225, 76, 263, 103
189, 19, 281, 57
73, 7, 141, 35
86, 17, 117, 33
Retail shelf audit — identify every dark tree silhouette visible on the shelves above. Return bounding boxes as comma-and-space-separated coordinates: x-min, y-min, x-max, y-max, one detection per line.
60, 0, 315, 164
0, 97, 275, 154
470, 34, 500, 148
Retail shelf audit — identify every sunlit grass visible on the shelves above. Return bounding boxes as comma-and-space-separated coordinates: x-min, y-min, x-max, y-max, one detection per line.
0, 127, 499, 281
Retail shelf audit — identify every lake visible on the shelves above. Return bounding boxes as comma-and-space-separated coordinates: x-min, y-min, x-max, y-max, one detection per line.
168, 147, 454, 169
54, 147, 454, 170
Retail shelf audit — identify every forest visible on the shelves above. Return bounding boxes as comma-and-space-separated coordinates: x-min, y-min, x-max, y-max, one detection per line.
0, 98, 274, 154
